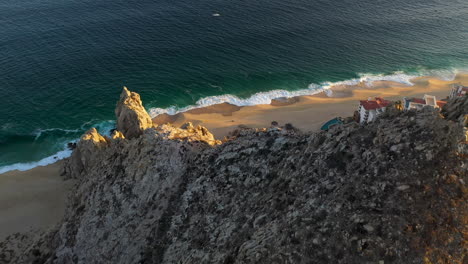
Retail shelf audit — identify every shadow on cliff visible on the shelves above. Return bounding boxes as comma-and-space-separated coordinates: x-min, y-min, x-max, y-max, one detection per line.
1, 88, 467, 264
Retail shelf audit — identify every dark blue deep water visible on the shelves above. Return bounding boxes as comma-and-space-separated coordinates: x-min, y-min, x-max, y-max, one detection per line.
0, 0, 467, 172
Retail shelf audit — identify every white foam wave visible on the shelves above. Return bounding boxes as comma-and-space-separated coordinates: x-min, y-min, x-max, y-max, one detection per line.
320, 72, 418, 97
0, 120, 116, 174
2, 68, 465, 174
147, 73, 413, 117
0, 148, 73, 174
33, 128, 82, 140
149, 83, 323, 116
423, 68, 465, 81
149, 68, 466, 117
321, 71, 424, 90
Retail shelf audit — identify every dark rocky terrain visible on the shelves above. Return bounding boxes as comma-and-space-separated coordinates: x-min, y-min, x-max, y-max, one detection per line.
1, 89, 466, 264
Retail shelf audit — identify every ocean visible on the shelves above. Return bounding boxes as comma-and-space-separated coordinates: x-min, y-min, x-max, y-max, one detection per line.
0, 0, 467, 173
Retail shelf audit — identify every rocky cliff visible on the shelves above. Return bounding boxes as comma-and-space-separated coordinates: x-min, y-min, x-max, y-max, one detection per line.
115, 86, 153, 139
1, 90, 467, 264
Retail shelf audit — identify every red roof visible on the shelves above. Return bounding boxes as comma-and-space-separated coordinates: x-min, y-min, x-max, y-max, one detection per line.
412, 98, 425, 104
360, 97, 391, 110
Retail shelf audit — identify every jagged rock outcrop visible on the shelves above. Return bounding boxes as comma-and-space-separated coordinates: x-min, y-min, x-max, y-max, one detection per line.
61, 128, 109, 179
111, 129, 125, 140
441, 95, 468, 122
157, 122, 221, 145
3, 94, 467, 264
115, 86, 153, 139
441, 95, 468, 157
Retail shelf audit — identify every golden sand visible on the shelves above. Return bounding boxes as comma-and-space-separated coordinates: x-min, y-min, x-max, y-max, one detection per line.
154, 73, 468, 138
0, 72, 466, 239
0, 162, 74, 240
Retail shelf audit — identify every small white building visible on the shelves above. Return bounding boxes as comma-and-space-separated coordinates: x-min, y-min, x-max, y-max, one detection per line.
403, 94, 446, 111
358, 97, 391, 124
449, 84, 468, 99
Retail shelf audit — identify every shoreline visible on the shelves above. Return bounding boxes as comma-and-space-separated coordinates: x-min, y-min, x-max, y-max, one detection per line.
0, 72, 466, 240
153, 73, 468, 138
2, 73, 468, 176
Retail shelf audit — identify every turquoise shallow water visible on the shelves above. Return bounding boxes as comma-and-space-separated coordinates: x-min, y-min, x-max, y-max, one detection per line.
0, 0, 467, 172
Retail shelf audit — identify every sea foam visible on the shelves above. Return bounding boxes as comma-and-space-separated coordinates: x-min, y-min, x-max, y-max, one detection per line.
0, 148, 73, 174
0, 120, 115, 174
150, 68, 468, 117
148, 69, 462, 117
149, 83, 324, 116
0, 68, 464, 174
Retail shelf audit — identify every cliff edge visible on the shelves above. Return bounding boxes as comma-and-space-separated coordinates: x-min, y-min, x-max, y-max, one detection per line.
1, 91, 466, 264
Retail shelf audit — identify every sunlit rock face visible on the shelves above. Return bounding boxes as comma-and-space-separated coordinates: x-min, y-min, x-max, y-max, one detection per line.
3, 94, 467, 264
61, 127, 109, 179
157, 122, 222, 146
111, 129, 125, 140
115, 86, 153, 139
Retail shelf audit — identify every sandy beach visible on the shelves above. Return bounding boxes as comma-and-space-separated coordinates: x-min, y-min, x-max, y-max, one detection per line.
154, 73, 468, 138
0, 162, 74, 240
0, 73, 467, 241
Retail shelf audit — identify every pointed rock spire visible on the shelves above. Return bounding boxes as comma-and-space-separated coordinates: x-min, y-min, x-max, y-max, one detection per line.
115, 87, 153, 139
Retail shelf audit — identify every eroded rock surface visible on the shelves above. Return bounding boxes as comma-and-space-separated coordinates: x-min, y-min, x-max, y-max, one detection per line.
441, 95, 468, 123
157, 122, 221, 146
61, 128, 109, 179
115, 86, 153, 139
3, 94, 467, 264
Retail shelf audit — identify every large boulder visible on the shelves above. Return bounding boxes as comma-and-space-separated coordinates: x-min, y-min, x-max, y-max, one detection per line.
115, 87, 153, 139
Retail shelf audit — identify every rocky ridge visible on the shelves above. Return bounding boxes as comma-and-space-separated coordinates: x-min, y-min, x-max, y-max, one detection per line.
61, 88, 219, 180
1, 89, 466, 264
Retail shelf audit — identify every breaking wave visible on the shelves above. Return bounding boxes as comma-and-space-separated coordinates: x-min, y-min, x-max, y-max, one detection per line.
1, 68, 465, 174
0, 120, 115, 174
149, 83, 324, 116
148, 68, 464, 117
0, 148, 73, 174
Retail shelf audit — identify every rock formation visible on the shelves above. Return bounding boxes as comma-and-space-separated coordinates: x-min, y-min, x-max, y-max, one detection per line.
115, 86, 153, 139
60, 128, 109, 179
2, 92, 467, 264
111, 129, 125, 140
441, 95, 468, 122
157, 122, 221, 146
